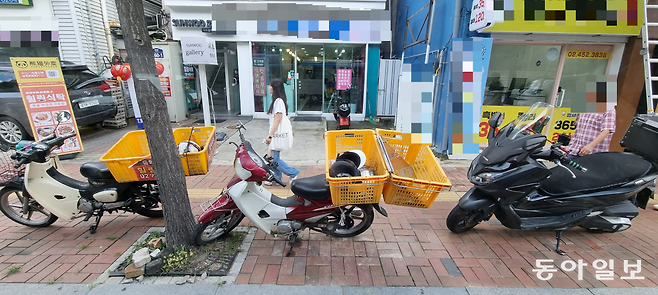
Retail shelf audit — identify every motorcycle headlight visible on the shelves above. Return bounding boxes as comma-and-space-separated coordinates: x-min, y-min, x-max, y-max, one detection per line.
248, 151, 264, 167
470, 172, 502, 185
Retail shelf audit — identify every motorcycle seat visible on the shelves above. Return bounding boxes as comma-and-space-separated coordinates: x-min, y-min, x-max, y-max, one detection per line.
80, 162, 114, 180
291, 174, 331, 201
540, 152, 652, 196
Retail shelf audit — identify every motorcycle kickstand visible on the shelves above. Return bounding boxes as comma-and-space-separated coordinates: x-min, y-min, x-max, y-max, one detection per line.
286, 232, 298, 257
554, 230, 566, 256
89, 211, 104, 234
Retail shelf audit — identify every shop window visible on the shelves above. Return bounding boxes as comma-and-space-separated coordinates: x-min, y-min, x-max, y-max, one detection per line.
484, 45, 561, 107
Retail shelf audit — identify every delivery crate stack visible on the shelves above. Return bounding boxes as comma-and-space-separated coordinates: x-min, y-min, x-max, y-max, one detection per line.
100, 126, 217, 182
326, 129, 451, 209
103, 79, 128, 129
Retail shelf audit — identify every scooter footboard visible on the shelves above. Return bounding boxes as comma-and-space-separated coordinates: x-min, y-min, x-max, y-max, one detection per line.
198, 193, 240, 224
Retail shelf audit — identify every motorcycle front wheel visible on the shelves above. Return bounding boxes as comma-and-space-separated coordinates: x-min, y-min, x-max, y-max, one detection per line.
446, 206, 486, 233
193, 212, 245, 245
322, 204, 374, 238
0, 187, 58, 227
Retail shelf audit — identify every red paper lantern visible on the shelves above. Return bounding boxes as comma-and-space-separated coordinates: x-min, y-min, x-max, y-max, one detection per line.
155, 61, 165, 76
110, 64, 123, 78
110, 64, 131, 80
118, 66, 132, 80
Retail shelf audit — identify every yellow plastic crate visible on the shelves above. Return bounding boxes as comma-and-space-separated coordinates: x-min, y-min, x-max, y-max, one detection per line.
325, 129, 389, 205
377, 129, 452, 208
100, 126, 217, 183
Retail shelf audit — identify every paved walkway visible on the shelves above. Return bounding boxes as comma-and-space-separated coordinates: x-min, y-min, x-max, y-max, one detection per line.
1, 163, 658, 287
1, 119, 658, 288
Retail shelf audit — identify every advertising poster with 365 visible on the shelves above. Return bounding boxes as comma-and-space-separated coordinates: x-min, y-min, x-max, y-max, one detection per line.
479, 106, 578, 143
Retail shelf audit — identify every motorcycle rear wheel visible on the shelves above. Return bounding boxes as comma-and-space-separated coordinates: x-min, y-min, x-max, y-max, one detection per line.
133, 183, 163, 218
0, 187, 58, 227
193, 212, 245, 245
323, 204, 374, 238
446, 206, 484, 233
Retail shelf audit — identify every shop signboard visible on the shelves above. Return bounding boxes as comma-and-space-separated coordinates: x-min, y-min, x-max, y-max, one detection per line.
336, 69, 352, 90
10, 57, 83, 154
0, 0, 33, 6
180, 37, 218, 65
478, 106, 575, 143
480, 0, 643, 35
469, 0, 495, 31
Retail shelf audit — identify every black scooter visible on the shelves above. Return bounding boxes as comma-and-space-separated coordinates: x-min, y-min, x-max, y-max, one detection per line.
447, 102, 657, 255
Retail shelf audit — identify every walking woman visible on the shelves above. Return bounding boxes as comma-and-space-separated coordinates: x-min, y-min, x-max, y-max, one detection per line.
264, 78, 299, 185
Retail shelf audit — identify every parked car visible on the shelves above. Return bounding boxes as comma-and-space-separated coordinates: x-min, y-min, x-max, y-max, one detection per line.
0, 62, 117, 146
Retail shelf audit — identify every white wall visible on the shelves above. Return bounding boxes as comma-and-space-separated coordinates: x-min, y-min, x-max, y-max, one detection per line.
165, 0, 386, 10
0, 0, 59, 31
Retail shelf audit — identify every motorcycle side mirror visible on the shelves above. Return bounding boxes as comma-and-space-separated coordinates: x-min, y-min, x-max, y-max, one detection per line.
487, 112, 504, 140
557, 133, 571, 146
488, 112, 504, 129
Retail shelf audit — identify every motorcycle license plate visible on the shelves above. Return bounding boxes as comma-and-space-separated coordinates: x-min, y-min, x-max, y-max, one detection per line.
79, 99, 99, 109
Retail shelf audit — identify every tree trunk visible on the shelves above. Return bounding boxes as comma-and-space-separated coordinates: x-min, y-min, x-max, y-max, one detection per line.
115, 0, 195, 247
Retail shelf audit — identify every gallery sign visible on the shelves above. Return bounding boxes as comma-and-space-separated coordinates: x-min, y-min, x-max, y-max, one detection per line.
180, 37, 218, 65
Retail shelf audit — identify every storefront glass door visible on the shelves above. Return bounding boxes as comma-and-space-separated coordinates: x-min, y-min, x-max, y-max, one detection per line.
323, 44, 366, 113
251, 43, 296, 114
554, 45, 613, 113
296, 45, 324, 113
251, 42, 366, 115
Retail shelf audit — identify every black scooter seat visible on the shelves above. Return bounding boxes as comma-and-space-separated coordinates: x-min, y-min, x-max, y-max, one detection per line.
291, 174, 331, 201
80, 162, 114, 179
540, 152, 652, 196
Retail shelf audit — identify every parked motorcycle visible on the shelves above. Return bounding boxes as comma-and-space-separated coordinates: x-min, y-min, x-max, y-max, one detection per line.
446, 102, 657, 255
0, 113, 162, 233
193, 123, 387, 255
332, 94, 351, 129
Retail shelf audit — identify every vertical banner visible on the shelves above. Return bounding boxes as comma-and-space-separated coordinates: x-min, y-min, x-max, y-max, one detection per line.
160, 77, 172, 97
10, 57, 83, 154
253, 67, 266, 96
336, 69, 352, 90
450, 38, 493, 156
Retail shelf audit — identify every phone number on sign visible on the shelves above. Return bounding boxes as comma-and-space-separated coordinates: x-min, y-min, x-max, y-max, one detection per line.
566, 50, 609, 59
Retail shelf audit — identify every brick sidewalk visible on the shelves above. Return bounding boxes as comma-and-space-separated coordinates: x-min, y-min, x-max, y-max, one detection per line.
1, 164, 657, 287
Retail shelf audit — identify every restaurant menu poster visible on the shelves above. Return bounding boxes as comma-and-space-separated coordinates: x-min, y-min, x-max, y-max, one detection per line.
10, 57, 83, 154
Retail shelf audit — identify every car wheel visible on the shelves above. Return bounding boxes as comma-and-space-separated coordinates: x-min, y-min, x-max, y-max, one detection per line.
0, 116, 27, 146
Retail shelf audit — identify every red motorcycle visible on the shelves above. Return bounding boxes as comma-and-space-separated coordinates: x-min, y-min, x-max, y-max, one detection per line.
193, 123, 387, 255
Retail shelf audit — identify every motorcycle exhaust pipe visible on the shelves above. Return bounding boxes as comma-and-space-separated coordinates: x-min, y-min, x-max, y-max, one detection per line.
102, 201, 128, 210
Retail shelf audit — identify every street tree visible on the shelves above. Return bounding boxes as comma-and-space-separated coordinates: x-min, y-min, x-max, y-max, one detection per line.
115, 0, 195, 247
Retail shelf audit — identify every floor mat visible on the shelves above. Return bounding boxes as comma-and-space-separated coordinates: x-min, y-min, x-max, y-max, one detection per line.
294, 117, 322, 121
194, 119, 226, 124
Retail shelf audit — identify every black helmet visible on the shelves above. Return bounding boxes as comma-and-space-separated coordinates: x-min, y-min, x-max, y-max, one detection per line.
329, 160, 359, 178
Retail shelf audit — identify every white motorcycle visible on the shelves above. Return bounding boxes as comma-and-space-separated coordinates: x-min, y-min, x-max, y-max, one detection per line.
0, 113, 162, 233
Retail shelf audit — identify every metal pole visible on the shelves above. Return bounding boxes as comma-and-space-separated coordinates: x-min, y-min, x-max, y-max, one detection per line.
425, 0, 437, 64
199, 64, 211, 126
453, 0, 463, 38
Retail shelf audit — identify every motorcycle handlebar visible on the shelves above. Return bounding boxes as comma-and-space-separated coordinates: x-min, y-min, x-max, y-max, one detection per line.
560, 156, 587, 172
270, 174, 286, 187
14, 157, 27, 169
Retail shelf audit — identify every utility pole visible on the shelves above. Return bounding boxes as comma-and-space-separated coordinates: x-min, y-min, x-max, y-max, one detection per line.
115, 0, 195, 247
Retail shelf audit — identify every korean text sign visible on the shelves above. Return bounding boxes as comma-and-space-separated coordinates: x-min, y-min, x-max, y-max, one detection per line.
10, 57, 83, 154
